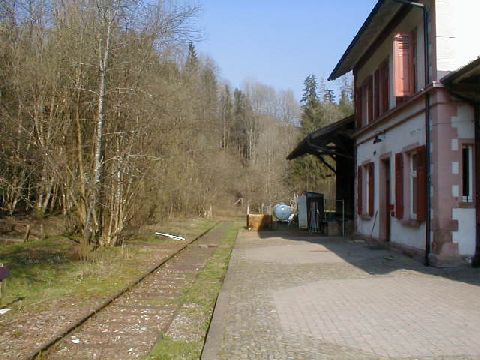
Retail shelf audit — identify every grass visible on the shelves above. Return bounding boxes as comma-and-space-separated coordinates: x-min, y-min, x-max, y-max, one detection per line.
146, 222, 240, 360
0, 218, 216, 310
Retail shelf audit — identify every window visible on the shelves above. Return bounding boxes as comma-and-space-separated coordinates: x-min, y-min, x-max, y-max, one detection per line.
374, 58, 390, 121
462, 144, 474, 202
362, 84, 369, 125
353, 77, 373, 128
380, 59, 390, 114
394, 32, 416, 101
395, 152, 404, 219
357, 163, 375, 217
357, 166, 363, 215
410, 152, 418, 219
374, 68, 380, 120
396, 147, 426, 222
364, 167, 370, 214
356, 62, 387, 127
355, 88, 362, 129
360, 77, 373, 126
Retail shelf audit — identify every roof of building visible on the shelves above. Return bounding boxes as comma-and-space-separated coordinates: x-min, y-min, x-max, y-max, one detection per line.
286, 115, 354, 162
328, 0, 406, 81
442, 57, 480, 103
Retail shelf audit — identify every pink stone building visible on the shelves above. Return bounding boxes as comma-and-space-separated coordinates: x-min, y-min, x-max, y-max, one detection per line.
328, 0, 480, 266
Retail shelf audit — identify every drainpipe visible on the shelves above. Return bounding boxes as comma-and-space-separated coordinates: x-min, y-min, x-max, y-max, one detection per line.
393, 0, 431, 266
472, 105, 480, 267
422, 6, 431, 267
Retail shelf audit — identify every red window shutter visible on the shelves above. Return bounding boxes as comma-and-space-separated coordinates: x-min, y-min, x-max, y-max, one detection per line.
416, 145, 427, 222
395, 153, 404, 219
368, 162, 375, 217
374, 69, 380, 120
367, 76, 373, 124
409, 29, 417, 95
381, 60, 390, 114
394, 33, 414, 98
355, 88, 362, 129
357, 166, 363, 215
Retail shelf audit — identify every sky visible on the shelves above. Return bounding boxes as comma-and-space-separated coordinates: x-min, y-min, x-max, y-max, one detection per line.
196, 0, 378, 101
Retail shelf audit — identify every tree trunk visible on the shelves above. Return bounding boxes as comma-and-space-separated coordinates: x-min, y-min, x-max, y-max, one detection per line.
75, 68, 87, 224
84, 13, 113, 248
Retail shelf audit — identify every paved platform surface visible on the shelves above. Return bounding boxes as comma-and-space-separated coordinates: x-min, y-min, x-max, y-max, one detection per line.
202, 230, 480, 360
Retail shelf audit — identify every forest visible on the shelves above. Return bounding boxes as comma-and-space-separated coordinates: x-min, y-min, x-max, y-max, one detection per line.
0, 0, 352, 250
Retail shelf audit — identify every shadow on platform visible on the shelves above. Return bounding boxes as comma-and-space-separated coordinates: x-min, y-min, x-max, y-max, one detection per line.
253, 227, 480, 287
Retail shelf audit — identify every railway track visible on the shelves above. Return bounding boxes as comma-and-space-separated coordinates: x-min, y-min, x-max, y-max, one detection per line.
24, 222, 228, 360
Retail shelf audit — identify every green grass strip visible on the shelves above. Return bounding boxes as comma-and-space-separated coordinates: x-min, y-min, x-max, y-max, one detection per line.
146, 223, 240, 360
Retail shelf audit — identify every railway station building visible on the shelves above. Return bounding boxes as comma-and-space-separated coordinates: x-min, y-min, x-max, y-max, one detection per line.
292, 0, 480, 266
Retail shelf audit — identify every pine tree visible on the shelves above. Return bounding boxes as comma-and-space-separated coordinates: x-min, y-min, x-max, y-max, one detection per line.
300, 75, 319, 108
287, 74, 346, 197
300, 75, 321, 134
185, 42, 198, 74
338, 75, 354, 116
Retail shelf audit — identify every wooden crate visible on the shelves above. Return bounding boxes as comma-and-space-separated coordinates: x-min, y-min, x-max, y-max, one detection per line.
247, 214, 273, 231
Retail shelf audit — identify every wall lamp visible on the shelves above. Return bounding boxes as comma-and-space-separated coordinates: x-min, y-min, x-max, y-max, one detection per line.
373, 134, 384, 144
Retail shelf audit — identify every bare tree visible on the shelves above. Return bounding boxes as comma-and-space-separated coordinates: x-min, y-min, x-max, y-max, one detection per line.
0, 0, 304, 251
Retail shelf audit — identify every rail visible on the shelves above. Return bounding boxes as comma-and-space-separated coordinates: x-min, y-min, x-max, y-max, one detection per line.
25, 222, 219, 360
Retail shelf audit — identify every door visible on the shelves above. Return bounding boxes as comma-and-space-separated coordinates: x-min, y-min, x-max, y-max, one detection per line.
297, 195, 308, 229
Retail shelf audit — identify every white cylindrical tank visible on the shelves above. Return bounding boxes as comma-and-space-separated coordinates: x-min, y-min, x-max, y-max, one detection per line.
274, 203, 292, 222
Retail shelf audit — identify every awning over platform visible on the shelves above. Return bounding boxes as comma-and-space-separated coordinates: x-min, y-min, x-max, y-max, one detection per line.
287, 116, 355, 218
442, 57, 480, 103
287, 115, 355, 172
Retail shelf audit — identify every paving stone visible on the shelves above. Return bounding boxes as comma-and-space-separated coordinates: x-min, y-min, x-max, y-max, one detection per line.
203, 230, 480, 360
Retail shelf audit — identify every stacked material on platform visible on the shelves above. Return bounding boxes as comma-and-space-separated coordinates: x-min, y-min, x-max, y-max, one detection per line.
247, 214, 273, 231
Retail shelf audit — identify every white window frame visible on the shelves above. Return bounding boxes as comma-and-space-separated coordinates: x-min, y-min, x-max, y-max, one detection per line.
410, 152, 417, 219
462, 144, 474, 203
